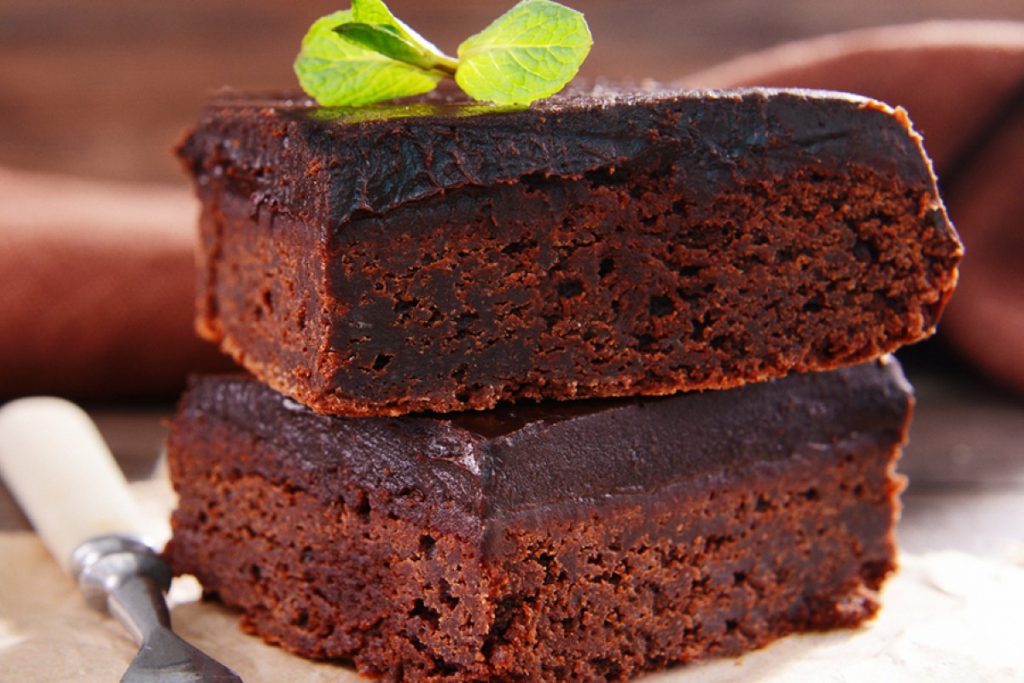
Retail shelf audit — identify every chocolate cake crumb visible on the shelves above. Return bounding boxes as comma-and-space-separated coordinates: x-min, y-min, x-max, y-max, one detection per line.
177, 87, 960, 416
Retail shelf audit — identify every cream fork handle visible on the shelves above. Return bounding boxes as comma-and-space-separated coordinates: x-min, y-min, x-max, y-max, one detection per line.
0, 396, 153, 572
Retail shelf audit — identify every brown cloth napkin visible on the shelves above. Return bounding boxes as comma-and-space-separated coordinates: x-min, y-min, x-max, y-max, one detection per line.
1, 20, 1022, 399
0, 168, 231, 399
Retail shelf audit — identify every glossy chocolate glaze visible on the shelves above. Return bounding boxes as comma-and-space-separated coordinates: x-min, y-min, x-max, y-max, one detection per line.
178, 86, 948, 232
178, 358, 912, 543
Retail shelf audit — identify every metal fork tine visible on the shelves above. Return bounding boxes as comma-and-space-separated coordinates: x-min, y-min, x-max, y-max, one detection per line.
121, 629, 243, 683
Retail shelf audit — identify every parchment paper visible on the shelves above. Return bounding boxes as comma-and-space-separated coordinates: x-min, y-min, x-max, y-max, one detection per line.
1, 476, 1022, 682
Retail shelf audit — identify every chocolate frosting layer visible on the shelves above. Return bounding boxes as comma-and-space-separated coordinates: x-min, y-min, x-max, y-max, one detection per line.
177, 86, 948, 238
179, 359, 911, 538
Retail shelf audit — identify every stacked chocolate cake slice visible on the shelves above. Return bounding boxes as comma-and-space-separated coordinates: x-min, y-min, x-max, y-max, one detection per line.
167, 87, 961, 681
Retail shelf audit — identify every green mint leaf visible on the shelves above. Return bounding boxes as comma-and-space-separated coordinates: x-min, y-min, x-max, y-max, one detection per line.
350, 0, 395, 25
351, 0, 457, 72
334, 22, 456, 75
334, 23, 428, 68
455, 0, 592, 105
294, 10, 441, 106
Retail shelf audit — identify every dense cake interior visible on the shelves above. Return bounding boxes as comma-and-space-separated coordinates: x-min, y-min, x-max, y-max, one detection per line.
166, 360, 911, 681
180, 88, 960, 416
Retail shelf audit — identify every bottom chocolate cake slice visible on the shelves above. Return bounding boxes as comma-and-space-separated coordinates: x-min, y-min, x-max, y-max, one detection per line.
165, 358, 911, 682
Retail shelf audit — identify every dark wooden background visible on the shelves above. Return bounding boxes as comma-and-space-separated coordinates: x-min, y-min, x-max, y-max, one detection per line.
2, 0, 1024, 183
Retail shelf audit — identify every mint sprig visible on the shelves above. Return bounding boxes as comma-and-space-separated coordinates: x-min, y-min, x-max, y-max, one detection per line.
294, 0, 592, 107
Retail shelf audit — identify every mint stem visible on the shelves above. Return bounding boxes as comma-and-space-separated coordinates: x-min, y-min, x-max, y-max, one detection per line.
433, 54, 459, 76
297, 0, 591, 107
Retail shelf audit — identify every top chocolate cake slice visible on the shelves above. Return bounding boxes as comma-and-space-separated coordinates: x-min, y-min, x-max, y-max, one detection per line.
178, 86, 961, 416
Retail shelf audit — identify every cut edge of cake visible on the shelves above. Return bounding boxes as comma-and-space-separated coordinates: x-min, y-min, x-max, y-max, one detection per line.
178, 86, 960, 416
